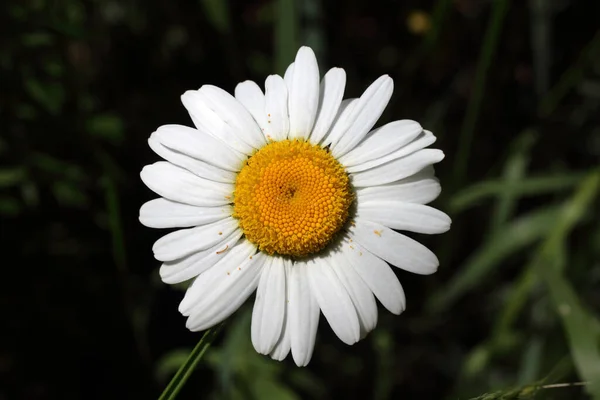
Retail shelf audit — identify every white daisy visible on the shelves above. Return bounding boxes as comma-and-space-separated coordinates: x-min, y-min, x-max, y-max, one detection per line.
140, 46, 451, 366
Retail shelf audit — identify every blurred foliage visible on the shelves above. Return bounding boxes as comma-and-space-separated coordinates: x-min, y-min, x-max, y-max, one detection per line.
1, 0, 600, 399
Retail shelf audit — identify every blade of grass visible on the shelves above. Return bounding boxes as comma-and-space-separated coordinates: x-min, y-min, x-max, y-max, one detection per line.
490, 131, 536, 232
428, 205, 560, 312
450, 173, 585, 214
531, 171, 600, 398
538, 29, 600, 117
453, 0, 511, 187
275, 0, 298, 75
159, 324, 224, 400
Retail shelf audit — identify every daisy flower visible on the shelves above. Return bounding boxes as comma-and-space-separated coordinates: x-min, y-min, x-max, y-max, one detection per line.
140, 46, 451, 366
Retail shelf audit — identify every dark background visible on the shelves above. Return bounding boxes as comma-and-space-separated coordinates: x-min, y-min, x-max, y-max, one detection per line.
1, 0, 600, 399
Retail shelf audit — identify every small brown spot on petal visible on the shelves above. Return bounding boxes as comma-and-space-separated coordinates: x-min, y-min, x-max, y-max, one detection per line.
216, 245, 229, 254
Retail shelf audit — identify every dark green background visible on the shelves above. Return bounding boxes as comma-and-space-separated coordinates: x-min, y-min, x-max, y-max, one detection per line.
2, 0, 600, 399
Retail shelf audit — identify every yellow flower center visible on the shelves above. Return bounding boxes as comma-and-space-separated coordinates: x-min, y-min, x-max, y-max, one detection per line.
233, 139, 353, 257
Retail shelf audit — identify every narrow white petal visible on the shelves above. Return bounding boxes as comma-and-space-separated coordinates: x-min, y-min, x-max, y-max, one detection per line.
289, 260, 320, 367
139, 198, 232, 229
154, 125, 245, 172
356, 171, 441, 204
141, 162, 234, 206
148, 133, 236, 183
350, 219, 439, 275
159, 229, 243, 284
181, 90, 255, 155
252, 257, 286, 354
200, 85, 266, 148
322, 98, 358, 147
152, 217, 239, 262
288, 47, 320, 139
339, 120, 423, 167
269, 260, 293, 361
284, 62, 295, 88
264, 75, 290, 141
340, 240, 406, 314
351, 149, 445, 187
309, 68, 346, 145
346, 130, 436, 173
357, 202, 451, 234
332, 75, 394, 157
235, 80, 268, 133
185, 250, 265, 331
179, 239, 256, 316
329, 250, 378, 337
307, 257, 360, 345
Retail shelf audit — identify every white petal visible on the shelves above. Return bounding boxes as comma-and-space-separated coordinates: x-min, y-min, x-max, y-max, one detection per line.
356, 171, 441, 204
179, 239, 257, 316
307, 257, 360, 345
148, 133, 236, 183
340, 239, 406, 314
351, 149, 444, 187
332, 75, 394, 158
152, 217, 239, 262
269, 260, 293, 361
309, 68, 346, 145
346, 130, 436, 173
357, 202, 451, 234
339, 120, 423, 167
154, 125, 245, 172
185, 248, 265, 331
322, 98, 358, 147
284, 62, 295, 87
350, 219, 439, 275
329, 250, 378, 337
159, 229, 243, 284
289, 260, 320, 367
235, 80, 268, 133
264, 75, 290, 141
252, 257, 287, 354
199, 85, 266, 148
140, 162, 234, 207
139, 198, 232, 229
288, 47, 320, 139
181, 90, 255, 155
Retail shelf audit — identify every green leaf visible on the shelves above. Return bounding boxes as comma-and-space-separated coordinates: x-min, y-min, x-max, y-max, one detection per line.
200, 0, 231, 34
155, 349, 192, 383
52, 181, 89, 207
249, 379, 300, 400
24, 79, 65, 115
0, 196, 21, 216
21, 32, 54, 47
0, 167, 27, 188
86, 114, 124, 145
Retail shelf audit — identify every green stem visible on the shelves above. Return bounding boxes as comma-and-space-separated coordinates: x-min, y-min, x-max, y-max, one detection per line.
158, 325, 224, 400
453, 0, 511, 187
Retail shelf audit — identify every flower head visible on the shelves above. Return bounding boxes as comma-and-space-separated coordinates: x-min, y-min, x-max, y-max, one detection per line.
140, 46, 451, 366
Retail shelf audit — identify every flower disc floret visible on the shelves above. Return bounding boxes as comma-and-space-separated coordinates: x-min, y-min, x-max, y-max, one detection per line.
233, 140, 353, 257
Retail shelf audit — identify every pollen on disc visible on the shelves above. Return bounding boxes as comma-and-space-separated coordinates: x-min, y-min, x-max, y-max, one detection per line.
233, 139, 353, 257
